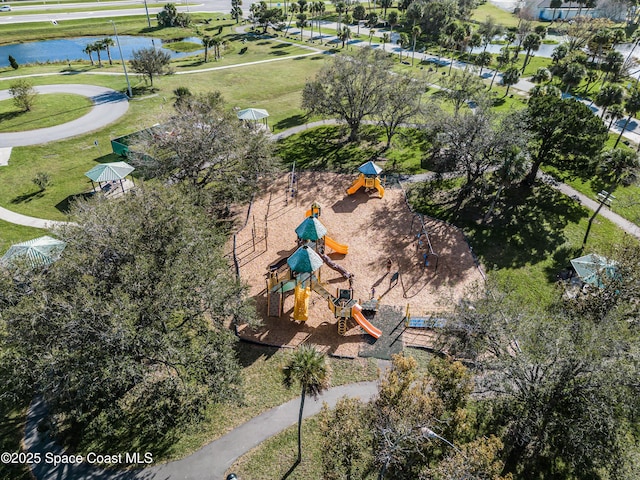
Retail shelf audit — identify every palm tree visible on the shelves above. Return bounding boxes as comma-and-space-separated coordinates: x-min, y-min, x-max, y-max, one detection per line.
83, 44, 95, 66
296, 13, 308, 41
382, 32, 390, 51
387, 10, 398, 38
282, 344, 331, 463
286, 3, 299, 33
338, 25, 351, 48
201, 35, 215, 62
475, 51, 492, 77
101, 37, 115, 65
615, 87, 640, 147
596, 148, 640, 190
532, 67, 552, 84
596, 84, 623, 119
489, 47, 510, 90
550, 0, 562, 22
315, 1, 325, 43
502, 66, 521, 97
397, 32, 409, 60
605, 104, 625, 129
521, 33, 541, 72
335, 1, 346, 32
93, 41, 104, 67
562, 62, 586, 93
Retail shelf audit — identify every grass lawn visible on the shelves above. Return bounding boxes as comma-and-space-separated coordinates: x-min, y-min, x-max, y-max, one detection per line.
4, 2, 173, 16
0, 13, 224, 45
409, 181, 629, 305
75, 342, 378, 462
276, 125, 431, 174
0, 56, 325, 223
470, 2, 543, 29
0, 220, 46, 255
0, 93, 92, 132
228, 347, 431, 480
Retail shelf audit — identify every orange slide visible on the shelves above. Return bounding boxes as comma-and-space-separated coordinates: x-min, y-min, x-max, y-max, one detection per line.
346, 174, 365, 195
351, 304, 382, 339
325, 236, 348, 255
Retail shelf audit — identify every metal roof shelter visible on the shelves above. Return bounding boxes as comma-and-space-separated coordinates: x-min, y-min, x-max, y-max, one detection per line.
85, 161, 135, 193
358, 160, 383, 176
1, 236, 65, 268
237, 108, 269, 121
287, 245, 323, 273
295, 216, 328, 242
570, 253, 618, 288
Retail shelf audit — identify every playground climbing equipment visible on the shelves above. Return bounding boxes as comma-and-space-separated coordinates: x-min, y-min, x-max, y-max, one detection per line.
346, 161, 386, 198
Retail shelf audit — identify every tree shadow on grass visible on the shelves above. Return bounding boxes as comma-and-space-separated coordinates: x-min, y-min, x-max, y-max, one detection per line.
461, 184, 589, 269
0, 110, 22, 124
10, 190, 44, 204
273, 114, 307, 131
55, 192, 94, 215
276, 125, 382, 172
235, 341, 279, 368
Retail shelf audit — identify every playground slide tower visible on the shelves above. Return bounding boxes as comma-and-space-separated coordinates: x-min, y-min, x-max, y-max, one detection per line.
346, 161, 385, 198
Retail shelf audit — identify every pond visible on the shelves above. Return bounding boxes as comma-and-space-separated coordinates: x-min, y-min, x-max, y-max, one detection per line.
0, 36, 203, 67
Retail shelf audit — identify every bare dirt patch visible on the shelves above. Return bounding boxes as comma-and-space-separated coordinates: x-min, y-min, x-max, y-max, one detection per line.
233, 172, 483, 358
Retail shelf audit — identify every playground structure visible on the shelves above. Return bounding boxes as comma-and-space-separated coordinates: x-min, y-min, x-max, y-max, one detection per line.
404, 304, 447, 329
411, 213, 439, 272
347, 161, 386, 198
264, 208, 382, 340
233, 171, 484, 358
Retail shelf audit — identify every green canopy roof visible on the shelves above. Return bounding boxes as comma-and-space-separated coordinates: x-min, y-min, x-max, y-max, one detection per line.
1, 235, 65, 268
570, 254, 618, 288
288, 245, 323, 273
295, 216, 328, 241
85, 162, 135, 182
237, 108, 269, 121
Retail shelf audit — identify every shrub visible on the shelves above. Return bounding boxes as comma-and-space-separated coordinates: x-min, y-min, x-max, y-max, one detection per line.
8, 55, 18, 70
32, 172, 51, 191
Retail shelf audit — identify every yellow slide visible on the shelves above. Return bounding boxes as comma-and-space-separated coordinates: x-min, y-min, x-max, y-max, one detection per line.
293, 284, 310, 322
325, 236, 348, 255
374, 177, 385, 198
351, 304, 382, 339
346, 174, 365, 195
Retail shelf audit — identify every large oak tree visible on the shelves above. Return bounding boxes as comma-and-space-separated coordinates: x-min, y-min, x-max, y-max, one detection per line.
0, 185, 255, 451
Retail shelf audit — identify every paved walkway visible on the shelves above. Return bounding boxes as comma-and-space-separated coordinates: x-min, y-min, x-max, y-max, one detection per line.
25, 381, 378, 480
0, 84, 128, 147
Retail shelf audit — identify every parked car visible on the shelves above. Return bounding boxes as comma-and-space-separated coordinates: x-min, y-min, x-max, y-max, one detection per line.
0, 5, 11, 11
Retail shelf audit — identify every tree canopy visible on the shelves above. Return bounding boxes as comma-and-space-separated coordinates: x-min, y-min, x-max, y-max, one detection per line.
0, 184, 255, 451
524, 95, 608, 185
131, 92, 276, 215
302, 47, 395, 142
130, 47, 172, 86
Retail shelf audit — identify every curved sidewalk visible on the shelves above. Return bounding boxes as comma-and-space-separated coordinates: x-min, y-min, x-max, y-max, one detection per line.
25, 381, 378, 480
0, 84, 128, 147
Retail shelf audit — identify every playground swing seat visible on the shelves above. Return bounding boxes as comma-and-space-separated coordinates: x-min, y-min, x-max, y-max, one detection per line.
405, 316, 447, 329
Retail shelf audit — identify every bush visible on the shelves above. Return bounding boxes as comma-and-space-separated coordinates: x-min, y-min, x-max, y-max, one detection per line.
8, 55, 18, 70
9, 79, 37, 112
32, 172, 51, 191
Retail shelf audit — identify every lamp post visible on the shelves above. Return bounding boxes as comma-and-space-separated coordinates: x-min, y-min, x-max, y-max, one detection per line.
109, 20, 133, 99
143, 0, 151, 27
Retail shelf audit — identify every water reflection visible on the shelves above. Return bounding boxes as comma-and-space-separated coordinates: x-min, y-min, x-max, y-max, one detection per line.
0, 36, 203, 67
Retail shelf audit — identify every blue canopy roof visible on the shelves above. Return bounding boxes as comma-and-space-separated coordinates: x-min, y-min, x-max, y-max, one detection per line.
358, 161, 383, 176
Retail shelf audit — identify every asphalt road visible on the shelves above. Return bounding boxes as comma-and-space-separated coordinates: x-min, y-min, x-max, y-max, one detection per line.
0, 0, 262, 24
0, 84, 128, 146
